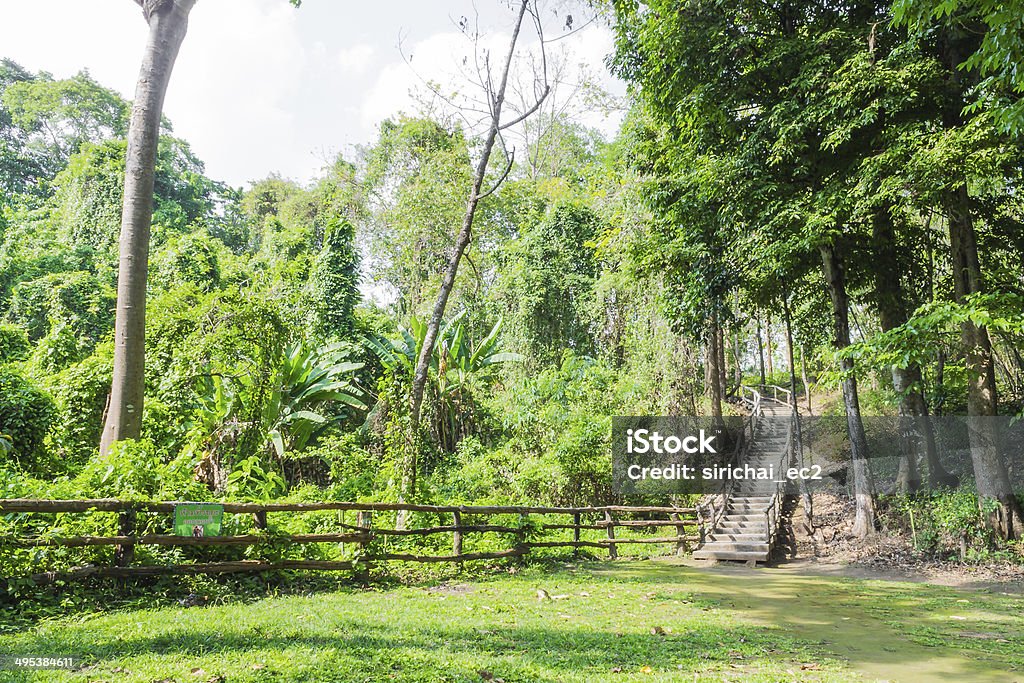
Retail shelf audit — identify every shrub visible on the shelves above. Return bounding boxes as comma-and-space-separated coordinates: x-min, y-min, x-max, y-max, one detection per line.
67, 439, 163, 499
0, 368, 57, 473
43, 344, 112, 467
0, 324, 30, 363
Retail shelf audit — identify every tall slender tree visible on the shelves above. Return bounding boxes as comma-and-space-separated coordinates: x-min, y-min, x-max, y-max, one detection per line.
405, 0, 550, 503
101, 0, 197, 455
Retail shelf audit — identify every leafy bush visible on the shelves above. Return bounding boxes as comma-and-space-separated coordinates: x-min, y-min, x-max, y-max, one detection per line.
0, 368, 56, 473
886, 488, 1022, 562
64, 439, 163, 499
0, 323, 30, 363
42, 344, 112, 467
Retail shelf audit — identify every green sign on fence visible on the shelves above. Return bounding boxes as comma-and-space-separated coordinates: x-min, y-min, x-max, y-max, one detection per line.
173, 503, 224, 537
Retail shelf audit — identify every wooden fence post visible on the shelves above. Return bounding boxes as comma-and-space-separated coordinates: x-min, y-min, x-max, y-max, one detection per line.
452, 510, 463, 557
515, 513, 529, 560
670, 512, 687, 556
572, 512, 581, 558
355, 510, 373, 585
114, 508, 136, 568
254, 510, 267, 531
604, 511, 617, 560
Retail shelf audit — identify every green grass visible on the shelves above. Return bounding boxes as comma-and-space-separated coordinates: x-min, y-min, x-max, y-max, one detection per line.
0, 560, 1021, 682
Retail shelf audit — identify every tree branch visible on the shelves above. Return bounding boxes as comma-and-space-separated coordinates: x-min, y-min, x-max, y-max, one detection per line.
477, 148, 516, 200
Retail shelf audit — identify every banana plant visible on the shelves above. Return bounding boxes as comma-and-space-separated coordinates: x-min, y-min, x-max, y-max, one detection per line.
262, 341, 366, 458
366, 313, 521, 451
193, 340, 366, 466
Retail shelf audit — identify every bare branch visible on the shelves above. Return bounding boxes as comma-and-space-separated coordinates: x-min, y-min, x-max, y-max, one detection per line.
477, 148, 516, 200
499, 86, 551, 131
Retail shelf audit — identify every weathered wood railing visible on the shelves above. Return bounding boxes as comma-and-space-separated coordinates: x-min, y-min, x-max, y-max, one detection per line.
0, 499, 700, 583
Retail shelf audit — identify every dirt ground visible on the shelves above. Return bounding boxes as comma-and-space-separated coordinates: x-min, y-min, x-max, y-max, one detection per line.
776, 492, 1024, 590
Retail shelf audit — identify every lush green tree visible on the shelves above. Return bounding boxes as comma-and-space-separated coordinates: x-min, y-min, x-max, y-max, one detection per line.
492, 202, 601, 365
309, 218, 359, 339
893, 0, 1024, 133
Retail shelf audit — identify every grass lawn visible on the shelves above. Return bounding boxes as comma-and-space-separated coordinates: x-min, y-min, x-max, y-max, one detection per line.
1, 560, 1021, 682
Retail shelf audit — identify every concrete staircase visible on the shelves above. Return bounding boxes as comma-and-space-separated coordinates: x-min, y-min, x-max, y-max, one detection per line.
693, 400, 790, 564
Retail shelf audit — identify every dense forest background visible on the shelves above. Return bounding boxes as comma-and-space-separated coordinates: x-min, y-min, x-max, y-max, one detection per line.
1, 0, 1023, 566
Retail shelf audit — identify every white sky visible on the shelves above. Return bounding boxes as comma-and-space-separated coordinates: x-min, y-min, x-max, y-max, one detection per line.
0, 0, 625, 188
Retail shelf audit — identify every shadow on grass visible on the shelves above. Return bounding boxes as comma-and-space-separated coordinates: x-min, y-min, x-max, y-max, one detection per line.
19, 618, 837, 682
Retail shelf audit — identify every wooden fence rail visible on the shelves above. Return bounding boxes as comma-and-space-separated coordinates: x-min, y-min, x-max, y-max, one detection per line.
0, 499, 701, 584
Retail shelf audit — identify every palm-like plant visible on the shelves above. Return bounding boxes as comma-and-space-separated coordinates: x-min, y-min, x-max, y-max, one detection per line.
366, 313, 520, 452
263, 341, 366, 458
191, 340, 365, 492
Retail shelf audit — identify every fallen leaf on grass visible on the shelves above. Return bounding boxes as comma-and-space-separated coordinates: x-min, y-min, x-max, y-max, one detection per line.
651, 626, 666, 636
610, 666, 622, 673
191, 668, 207, 677
251, 663, 266, 670
800, 663, 822, 671
536, 589, 551, 601
640, 665, 653, 674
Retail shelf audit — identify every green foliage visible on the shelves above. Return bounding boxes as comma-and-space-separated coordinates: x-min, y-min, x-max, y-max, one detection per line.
5, 270, 115, 371
309, 218, 359, 338
368, 312, 520, 454
43, 343, 112, 465
69, 439, 163, 499
152, 232, 221, 291
0, 322, 29, 362
0, 368, 56, 472
493, 202, 602, 364
893, 0, 1024, 133
887, 488, 1020, 559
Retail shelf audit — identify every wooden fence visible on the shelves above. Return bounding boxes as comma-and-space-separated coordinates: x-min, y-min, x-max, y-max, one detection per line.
0, 499, 701, 584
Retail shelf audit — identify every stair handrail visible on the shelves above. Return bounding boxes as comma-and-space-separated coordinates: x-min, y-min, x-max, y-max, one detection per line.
700, 385, 763, 538
761, 386, 798, 556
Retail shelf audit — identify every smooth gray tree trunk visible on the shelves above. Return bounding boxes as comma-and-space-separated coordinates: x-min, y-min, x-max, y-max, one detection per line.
820, 243, 876, 538
947, 187, 1022, 538
101, 0, 196, 455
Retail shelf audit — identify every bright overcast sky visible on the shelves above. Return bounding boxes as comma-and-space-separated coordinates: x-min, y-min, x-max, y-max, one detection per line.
0, 0, 625, 188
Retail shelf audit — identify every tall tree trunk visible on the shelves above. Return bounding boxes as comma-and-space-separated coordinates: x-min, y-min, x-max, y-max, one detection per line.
756, 316, 766, 390
100, 0, 196, 455
706, 311, 724, 425
717, 320, 729, 399
731, 329, 742, 395
800, 344, 812, 415
764, 316, 774, 378
871, 209, 951, 491
820, 243, 876, 538
947, 186, 1023, 538
405, 0, 546, 506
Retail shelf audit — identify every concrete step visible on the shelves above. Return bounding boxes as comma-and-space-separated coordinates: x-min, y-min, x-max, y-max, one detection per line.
697, 541, 769, 552
727, 501, 770, 509
712, 520, 770, 532
709, 533, 765, 542
718, 513, 766, 522
692, 548, 769, 561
